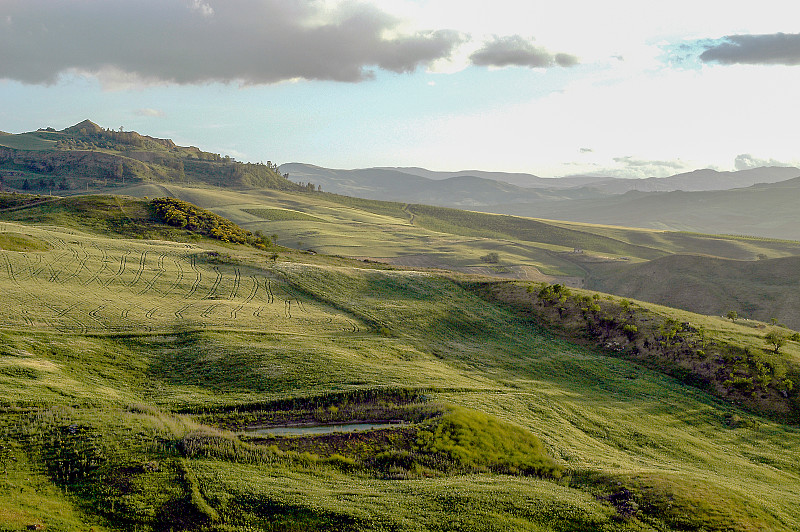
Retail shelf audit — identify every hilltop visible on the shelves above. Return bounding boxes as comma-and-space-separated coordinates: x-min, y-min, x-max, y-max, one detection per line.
0, 120, 300, 191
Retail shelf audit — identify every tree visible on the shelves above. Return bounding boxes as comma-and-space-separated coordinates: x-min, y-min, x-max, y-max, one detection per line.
480, 252, 500, 264
726, 310, 738, 323
764, 331, 787, 354
21, 179, 30, 190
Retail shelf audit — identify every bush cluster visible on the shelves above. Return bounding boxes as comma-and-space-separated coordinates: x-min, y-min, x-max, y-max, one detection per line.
151, 197, 270, 248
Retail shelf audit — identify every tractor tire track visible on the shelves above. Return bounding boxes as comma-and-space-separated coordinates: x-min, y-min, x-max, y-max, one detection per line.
1, 252, 18, 283
45, 250, 72, 283
204, 267, 223, 300
138, 253, 167, 295
231, 275, 259, 320
229, 267, 241, 299
161, 259, 185, 299
185, 254, 201, 299
201, 304, 219, 318
265, 278, 275, 304
59, 247, 91, 284
127, 251, 148, 288
82, 247, 109, 286
102, 251, 130, 288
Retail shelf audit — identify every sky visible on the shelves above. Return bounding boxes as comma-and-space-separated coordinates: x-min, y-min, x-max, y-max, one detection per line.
2, 0, 800, 178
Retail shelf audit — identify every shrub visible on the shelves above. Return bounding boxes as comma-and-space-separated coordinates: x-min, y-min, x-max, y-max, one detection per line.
415, 406, 562, 477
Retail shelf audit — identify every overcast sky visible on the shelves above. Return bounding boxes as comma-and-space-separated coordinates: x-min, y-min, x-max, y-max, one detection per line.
2, 0, 800, 178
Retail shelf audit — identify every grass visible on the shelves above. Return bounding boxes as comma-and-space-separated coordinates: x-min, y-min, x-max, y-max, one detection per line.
0, 232, 50, 251
1, 193, 800, 530
0, 132, 58, 151
242, 207, 326, 223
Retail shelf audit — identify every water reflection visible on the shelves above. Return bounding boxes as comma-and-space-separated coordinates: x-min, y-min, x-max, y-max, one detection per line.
245, 422, 403, 436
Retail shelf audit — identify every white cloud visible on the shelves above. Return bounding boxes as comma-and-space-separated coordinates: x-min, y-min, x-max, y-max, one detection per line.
135, 108, 166, 117
190, 0, 215, 17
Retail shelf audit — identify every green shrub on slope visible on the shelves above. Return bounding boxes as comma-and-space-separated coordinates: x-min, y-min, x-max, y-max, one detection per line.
416, 405, 562, 477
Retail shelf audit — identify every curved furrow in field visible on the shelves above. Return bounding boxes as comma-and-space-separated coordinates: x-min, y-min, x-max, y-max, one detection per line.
244, 275, 259, 303
1, 252, 18, 283
204, 266, 223, 300
82, 246, 109, 286
138, 253, 168, 295
174, 304, 190, 319
102, 251, 130, 288
27, 253, 45, 278
265, 278, 275, 304
59, 247, 91, 284
161, 259, 185, 299
201, 304, 219, 318
229, 267, 241, 300
184, 254, 201, 299
126, 251, 148, 288
45, 250, 71, 283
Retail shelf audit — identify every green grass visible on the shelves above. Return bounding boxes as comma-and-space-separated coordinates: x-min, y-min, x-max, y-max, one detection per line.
0, 232, 50, 251
0, 132, 58, 151
242, 207, 326, 222
1, 194, 800, 530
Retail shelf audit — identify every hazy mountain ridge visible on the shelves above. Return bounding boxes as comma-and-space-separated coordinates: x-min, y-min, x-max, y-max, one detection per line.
491, 177, 800, 240
282, 163, 800, 240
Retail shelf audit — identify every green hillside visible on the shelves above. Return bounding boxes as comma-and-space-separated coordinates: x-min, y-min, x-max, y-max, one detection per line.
0, 121, 299, 192
102, 184, 800, 328
1, 194, 800, 530
587, 254, 800, 329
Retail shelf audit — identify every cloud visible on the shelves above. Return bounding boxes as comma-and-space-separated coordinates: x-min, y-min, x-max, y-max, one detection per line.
190, 0, 214, 17
0, 0, 465, 86
470, 35, 578, 68
734, 153, 792, 170
608, 156, 690, 178
612, 156, 686, 169
135, 108, 165, 117
700, 33, 800, 66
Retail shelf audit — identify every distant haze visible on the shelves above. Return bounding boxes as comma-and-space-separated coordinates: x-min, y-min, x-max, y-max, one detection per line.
281, 163, 800, 240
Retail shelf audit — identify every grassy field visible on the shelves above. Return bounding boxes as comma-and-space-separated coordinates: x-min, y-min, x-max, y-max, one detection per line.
0, 132, 58, 151
1, 196, 800, 530
101, 184, 800, 327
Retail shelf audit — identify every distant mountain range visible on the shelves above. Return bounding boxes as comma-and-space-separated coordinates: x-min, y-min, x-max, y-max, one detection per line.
280, 163, 800, 240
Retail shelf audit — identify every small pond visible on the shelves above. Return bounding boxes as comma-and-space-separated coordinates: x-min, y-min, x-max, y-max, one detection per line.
245, 422, 404, 436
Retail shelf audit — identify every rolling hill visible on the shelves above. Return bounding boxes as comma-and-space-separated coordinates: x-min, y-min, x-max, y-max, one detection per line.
587, 253, 800, 328
85, 182, 800, 329
279, 162, 598, 207
491, 177, 800, 240
281, 163, 800, 239
0, 120, 298, 191
1, 193, 800, 531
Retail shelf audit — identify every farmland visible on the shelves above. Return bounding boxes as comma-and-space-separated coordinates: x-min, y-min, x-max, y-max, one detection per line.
1, 194, 800, 530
